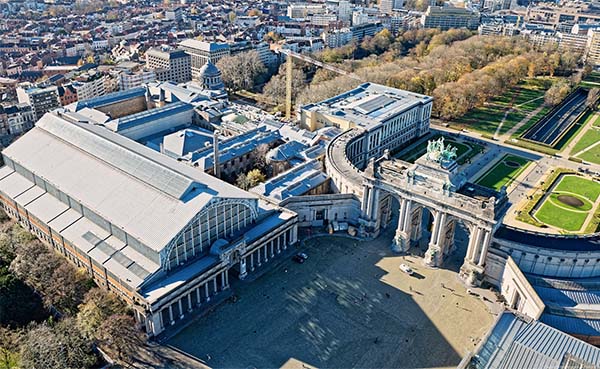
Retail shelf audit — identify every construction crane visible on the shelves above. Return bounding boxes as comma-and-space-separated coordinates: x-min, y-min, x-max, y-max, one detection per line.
276, 48, 363, 120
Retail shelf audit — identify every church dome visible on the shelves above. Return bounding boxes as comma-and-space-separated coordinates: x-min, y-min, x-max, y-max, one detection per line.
198, 60, 224, 90
198, 60, 221, 78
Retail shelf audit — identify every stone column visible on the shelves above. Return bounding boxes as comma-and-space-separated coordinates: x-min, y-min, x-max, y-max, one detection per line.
250, 252, 255, 271
424, 211, 446, 267
466, 226, 481, 263
196, 288, 201, 306
392, 198, 412, 253
178, 299, 184, 319
410, 207, 423, 242
361, 186, 371, 216
240, 257, 248, 279
477, 229, 492, 266
205, 283, 210, 302
168, 305, 174, 325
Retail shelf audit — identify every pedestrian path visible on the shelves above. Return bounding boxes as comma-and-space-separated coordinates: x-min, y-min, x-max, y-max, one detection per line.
564, 112, 598, 156
499, 104, 545, 142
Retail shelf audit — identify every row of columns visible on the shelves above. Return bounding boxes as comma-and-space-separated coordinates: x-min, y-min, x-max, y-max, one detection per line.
149, 270, 230, 333
361, 184, 380, 221
390, 197, 493, 271
243, 231, 290, 278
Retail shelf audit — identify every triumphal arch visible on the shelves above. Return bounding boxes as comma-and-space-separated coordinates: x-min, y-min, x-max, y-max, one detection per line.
326, 131, 497, 285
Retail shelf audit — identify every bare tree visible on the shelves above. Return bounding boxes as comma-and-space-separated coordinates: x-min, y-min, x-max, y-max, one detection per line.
97, 314, 142, 364
216, 50, 266, 92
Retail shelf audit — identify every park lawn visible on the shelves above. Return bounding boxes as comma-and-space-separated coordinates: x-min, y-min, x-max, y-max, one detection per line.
578, 145, 600, 165
512, 106, 552, 138
571, 127, 600, 154
475, 154, 531, 191
534, 200, 589, 232
554, 175, 600, 202
455, 78, 550, 136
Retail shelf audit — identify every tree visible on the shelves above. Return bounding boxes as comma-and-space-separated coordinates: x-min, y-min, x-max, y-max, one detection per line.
216, 51, 266, 92
97, 314, 142, 363
0, 270, 47, 327
246, 169, 266, 188
544, 80, 571, 106
262, 64, 306, 107
0, 327, 23, 369
20, 319, 97, 369
587, 88, 600, 108
77, 288, 126, 340
10, 240, 89, 315
236, 173, 251, 190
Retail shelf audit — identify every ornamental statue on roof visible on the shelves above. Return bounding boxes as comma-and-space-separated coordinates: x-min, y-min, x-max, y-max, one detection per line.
426, 137, 457, 167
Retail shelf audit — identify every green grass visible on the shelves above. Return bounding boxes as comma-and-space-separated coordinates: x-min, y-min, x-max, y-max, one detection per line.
535, 200, 589, 231
579, 143, 600, 165
453, 78, 551, 135
554, 175, 600, 201
475, 154, 531, 191
572, 127, 600, 155
512, 106, 551, 138
553, 110, 594, 152
532, 175, 600, 232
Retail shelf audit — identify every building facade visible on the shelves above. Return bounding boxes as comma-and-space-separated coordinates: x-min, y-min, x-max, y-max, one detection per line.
0, 109, 298, 337
16, 84, 61, 121
145, 47, 192, 84
179, 40, 230, 81
421, 6, 480, 31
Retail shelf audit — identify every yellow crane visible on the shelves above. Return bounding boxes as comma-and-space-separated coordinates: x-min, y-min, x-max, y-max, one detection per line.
276, 48, 362, 120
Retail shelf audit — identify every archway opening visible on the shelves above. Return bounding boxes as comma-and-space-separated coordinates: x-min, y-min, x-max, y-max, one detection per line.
442, 219, 471, 273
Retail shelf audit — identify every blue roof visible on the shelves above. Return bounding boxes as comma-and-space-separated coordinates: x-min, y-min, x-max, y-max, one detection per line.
495, 226, 600, 252
472, 312, 600, 369
108, 101, 193, 132
540, 314, 600, 337
73, 87, 147, 111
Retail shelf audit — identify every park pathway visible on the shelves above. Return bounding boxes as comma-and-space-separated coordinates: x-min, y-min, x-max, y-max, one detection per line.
496, 96, 546, 142
564, 112, 599, 156
499, 105, 545, 142
572, 131, 600, 158
581, 195, 600, 233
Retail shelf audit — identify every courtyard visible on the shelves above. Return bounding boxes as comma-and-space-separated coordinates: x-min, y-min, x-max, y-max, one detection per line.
168, 226, 497, 369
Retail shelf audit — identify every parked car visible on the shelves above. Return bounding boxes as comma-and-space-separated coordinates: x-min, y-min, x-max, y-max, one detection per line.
399, 263, 413, 275
293, 252, 308, 263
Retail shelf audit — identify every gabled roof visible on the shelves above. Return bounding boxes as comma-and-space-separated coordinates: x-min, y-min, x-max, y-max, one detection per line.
471, 312, 600, 369
2, 111, 255, 253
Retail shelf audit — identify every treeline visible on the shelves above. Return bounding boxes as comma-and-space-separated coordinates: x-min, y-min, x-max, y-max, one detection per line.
293, 32, 581, 121
0, 213, 141, 369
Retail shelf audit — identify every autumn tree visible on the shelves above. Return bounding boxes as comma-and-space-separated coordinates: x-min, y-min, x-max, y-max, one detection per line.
587, 88, 600, 108
216, 50, 266, 92
20, 319, 97, 369
246, 169, 266, 188
77, 288, 126, 339
544, 79, 572, 106
262, 64, 307, 106
97, 314, 142, 363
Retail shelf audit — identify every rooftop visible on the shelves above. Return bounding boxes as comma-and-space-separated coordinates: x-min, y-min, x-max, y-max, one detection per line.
301, 83, 432, 131
179, 39, 230, 52
469, 311, 600, 369
1, 111, 254, 254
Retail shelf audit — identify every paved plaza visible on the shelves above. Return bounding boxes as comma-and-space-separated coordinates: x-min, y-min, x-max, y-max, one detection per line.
168, 225, 499, 369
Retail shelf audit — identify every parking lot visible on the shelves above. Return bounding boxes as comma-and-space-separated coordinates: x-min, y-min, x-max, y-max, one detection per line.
168, 227, 498, 369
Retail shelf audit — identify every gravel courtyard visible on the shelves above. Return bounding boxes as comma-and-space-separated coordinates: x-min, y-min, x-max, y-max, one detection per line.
168, 227, 497, 369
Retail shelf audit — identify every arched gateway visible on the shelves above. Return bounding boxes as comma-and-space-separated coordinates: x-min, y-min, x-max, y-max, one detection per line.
326, 130, 497, 286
